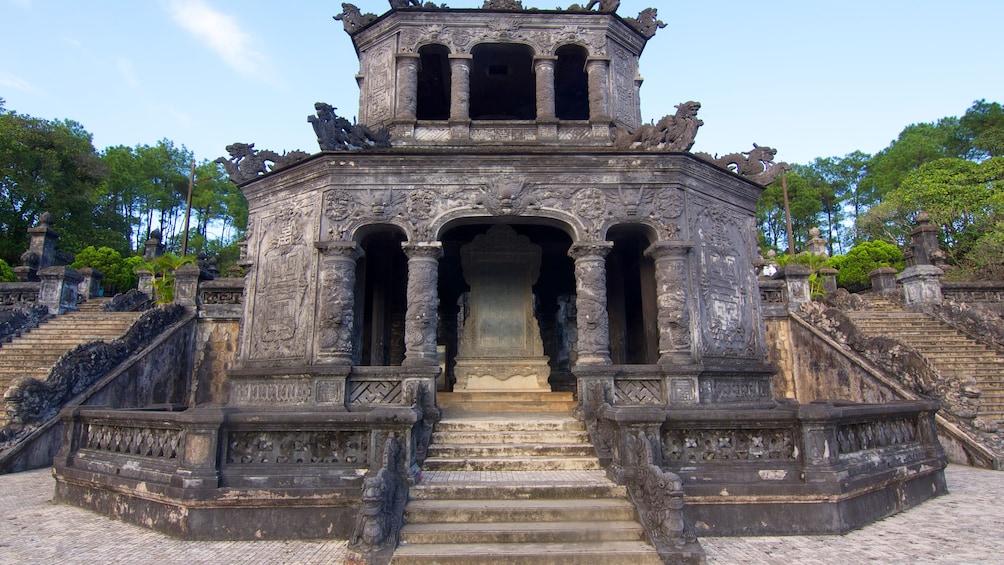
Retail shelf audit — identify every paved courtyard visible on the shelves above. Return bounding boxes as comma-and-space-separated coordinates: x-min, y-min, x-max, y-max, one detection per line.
1, 464, 1001, 564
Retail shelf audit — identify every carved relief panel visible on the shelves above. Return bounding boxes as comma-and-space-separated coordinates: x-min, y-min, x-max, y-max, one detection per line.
244, 195, 317, 362
690, 197, 762, 359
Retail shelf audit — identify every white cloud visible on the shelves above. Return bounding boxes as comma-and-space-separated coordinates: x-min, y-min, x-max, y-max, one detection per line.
0, 72, 38, 93
167, 0, 270, 80
116, 57, 140, 89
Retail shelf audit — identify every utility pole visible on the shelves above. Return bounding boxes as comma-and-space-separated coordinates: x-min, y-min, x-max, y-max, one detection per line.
781, 169, 795, 255
181, 159, 195, 256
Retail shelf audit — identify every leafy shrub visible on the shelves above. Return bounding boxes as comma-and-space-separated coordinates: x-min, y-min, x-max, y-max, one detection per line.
827, 240, 905, 290
133, 253, 195, 303
71, 246, 139, 295
0, 258, 16, 282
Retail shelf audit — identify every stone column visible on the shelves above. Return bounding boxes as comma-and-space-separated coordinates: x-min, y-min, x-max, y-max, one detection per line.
315, 241, 363, 365
645, 241, 694, 365
585, 58, 611, 123
449, 55, 472, 139
403, 242, 443, 367
569, 242, 614, 366
533, 56, 558, 122
869, 267, 899, 294
394, 53, 420, 123
897, 265, 944, 312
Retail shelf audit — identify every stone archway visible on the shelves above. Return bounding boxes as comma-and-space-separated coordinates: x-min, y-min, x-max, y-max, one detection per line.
437, 222, 576, 392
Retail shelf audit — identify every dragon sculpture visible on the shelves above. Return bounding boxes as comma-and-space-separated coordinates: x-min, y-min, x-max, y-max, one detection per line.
613, 101, 704, 152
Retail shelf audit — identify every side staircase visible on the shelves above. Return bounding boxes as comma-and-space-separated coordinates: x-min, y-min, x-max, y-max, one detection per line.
391, 392, 663, 564
846, 295, 1004, 425
0, 299, 143, 424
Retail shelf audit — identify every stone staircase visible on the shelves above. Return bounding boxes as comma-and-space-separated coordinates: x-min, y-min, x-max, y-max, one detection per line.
0, 300, 143, 405
391, 394, 661, 564
847, 295, 1004, 424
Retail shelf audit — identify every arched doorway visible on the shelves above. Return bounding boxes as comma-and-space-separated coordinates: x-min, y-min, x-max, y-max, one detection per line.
437, 222, 576, 391
606, 225, 659, 365
356, 227, 408, 366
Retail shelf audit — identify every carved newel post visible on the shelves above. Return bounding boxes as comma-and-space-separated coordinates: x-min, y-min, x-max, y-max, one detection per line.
569, 242, 614, 365
645, 241, 694, 365
394, 53, 420, 123
315, 241, 363, 364
403, 242, 443, 366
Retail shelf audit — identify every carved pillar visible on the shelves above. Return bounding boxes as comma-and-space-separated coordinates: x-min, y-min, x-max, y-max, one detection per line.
403, 242, 443, 367
585, 58, 611, 123
395, 53, 420, 123
569, 242, 614, 366
533, 56, 558, 122
448, 55, 472, 122
645, 241, 695, 365
315, 241, 363, 364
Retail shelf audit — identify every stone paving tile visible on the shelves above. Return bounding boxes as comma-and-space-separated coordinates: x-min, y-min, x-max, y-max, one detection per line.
1, 465, 1002, 564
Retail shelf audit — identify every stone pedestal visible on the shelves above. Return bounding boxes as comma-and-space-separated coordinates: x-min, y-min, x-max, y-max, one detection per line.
77, 268, 104, 299
454, 225, 550, 391
774, 264, 812, 311
898, 264, 943, 312
173, 265, 201, 308
868, 266, 899, 294
818, 267, 838, 294
38, 266, 82, 314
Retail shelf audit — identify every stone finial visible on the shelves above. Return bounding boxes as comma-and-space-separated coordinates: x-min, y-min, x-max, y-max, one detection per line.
37, 211, 54, 228
483, 0, 524, 10
389, 0, 422, 8
806, 227, 828, 257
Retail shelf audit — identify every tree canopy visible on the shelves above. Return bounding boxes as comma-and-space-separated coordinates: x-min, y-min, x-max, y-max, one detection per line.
0, 99, 247, 271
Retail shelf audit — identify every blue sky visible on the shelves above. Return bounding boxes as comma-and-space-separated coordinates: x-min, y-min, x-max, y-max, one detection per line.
2, 0, 1001, 166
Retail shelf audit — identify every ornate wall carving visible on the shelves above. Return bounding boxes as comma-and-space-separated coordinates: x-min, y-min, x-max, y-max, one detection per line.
663, 427, 797, 462
84, 423, 182, 459
226, 430, 367, 464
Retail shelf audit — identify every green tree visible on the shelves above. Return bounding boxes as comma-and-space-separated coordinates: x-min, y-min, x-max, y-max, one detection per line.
827, 240, 905, 291
960, 99, 1004, 159
0, 100, 121, 264
0, 258, 16, 282
757, 170, 822, 253
71, 246, 140, 295
135, 253, 195, 303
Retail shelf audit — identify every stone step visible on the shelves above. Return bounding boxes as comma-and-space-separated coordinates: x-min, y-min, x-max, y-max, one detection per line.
435, 415, 586, 433
399, 520, 646, 545
427, 444, 595, 458
389, 541, 664, 565
423, 456, 603, 472
432, 430, 591, 444
410, 475, 627, 501
403, 498, 638, 525
438, 392, 577, 415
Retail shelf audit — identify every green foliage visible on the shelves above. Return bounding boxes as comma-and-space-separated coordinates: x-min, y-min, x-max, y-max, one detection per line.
960, 99, 1004, 159
70, 246, 140, 295
954, 223, 1004, 281
0, 104, 122, 264
0, 258, 16, 282
134, 253, 195, 303
827, 240, 905, 290
757, 170, 822, 253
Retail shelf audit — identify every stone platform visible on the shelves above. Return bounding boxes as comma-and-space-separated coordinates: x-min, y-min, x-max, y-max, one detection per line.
1, 465, 1001, 564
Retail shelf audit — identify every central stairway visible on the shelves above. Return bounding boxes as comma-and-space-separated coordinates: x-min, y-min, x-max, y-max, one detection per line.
391, 393, 662, 564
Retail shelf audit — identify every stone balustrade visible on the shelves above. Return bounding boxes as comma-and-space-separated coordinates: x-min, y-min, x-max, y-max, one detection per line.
590, 399, 946, 535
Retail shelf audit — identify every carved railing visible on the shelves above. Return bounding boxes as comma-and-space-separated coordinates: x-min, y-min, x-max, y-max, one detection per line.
942, 281, 1004, 303
0, 282, 40, 306
197, 278, 244, 319
589, 399, 943, 539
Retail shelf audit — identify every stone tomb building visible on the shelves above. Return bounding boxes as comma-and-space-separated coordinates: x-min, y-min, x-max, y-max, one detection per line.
52, 3, 947, 562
